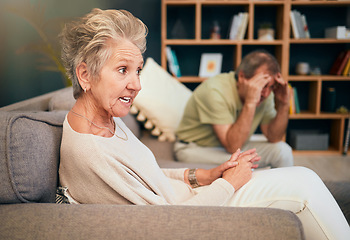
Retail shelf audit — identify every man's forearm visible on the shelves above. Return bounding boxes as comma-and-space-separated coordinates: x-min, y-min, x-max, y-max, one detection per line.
266, 104, 289, 142
225, 103, 256, 153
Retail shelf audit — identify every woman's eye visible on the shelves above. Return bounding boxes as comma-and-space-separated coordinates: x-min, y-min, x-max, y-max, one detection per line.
137, 68, 142, 76
118, 67, 127, 74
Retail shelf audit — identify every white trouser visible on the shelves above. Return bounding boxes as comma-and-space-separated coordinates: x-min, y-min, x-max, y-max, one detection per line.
195, 167, 350, 240
174, 140, 294, 168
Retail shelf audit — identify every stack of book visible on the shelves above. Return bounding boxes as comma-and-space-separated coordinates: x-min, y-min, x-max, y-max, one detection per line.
290, 10, 310, 39
329, 50, 350, 76
289, 84, 301, 115
228, 12, 249, 40
166, 47, 181, 78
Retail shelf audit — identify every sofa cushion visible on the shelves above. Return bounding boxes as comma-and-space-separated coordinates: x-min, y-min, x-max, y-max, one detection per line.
0, 111, 67, 203
131, 58, 192, 142
48, 87, 76, 111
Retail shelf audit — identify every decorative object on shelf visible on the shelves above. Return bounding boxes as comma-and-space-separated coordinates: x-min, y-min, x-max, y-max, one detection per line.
228, 12, 248, 40
324, 87, 336, 113
165, 47, 181, 77
257, 22, 274, 41
290, 10, 310, 39
310, 67, 321, 75
336, 106, 349, 114
325, 26, 350, 39
199, 53, 223, 78
210, 21, 221, 39
171, 19, 187, 39
295, 62, 310, 75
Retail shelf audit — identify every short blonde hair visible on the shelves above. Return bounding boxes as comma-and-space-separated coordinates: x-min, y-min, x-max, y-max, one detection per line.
60, 8, 148, 99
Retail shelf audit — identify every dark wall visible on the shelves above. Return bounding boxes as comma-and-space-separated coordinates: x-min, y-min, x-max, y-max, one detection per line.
0, 0, 161, 107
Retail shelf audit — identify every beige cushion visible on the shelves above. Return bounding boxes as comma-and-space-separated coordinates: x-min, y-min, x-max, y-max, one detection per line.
131, 58, 192, 141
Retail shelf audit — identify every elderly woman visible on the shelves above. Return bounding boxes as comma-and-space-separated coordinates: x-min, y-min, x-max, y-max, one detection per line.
59, 8, 349, 240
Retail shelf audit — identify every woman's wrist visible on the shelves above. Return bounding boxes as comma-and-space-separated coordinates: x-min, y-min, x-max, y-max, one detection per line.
185, 168, 215, 188
188, 168, 200, 188
195, 169, 213, 186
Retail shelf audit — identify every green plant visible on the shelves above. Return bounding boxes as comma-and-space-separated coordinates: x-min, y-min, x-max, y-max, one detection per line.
259, 22, 273, 29
7, 0, 71, 86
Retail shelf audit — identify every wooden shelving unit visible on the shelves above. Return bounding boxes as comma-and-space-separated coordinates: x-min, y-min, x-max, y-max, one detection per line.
161, 0, 350, 155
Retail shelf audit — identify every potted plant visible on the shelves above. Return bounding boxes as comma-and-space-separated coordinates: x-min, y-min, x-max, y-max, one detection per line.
258, 22, 274, 41
7, 0, 71, 87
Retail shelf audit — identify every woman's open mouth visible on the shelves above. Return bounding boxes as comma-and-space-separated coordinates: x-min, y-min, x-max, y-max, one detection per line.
119, 97, 131, 103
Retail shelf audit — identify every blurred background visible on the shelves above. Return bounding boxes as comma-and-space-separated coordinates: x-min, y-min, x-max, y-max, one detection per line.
0, 0, 161, 107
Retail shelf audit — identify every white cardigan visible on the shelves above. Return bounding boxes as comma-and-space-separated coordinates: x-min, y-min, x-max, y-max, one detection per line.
59, 116, 234, 205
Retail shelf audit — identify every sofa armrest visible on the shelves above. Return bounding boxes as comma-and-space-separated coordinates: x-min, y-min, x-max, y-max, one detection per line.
0, 203, 304, 240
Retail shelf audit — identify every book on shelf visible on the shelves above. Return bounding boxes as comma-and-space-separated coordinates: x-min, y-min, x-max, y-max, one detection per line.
343, 116, 350, 156
342, 56, 350, 76
228, 12, 248, 40
288, 84, 300, 115
236, 13, 249, 40
329, 50, 350, 75
300, 14, 310, 39
293, 87, 300, 114
290, 10, 310, 39
165, 46, 181, 78
288, 84, 295, 115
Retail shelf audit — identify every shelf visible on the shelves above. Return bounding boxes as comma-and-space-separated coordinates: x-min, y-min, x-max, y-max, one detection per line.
288, 75, 350, 81
164, 0, 286, 5
176, 75, 350, 83
289, 112, 350, 120
292, 148, 342, 156
162, 0, 350, 155
291, 0, 350, 6
164, 39, 284, 45
289, 39, 350, 44
176, 76, 206, 83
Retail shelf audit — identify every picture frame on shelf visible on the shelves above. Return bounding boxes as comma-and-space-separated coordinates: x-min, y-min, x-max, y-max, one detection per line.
199, 53, 223, 78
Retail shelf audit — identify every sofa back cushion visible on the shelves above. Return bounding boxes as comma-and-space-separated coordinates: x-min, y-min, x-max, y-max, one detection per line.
0, 111, 67, 203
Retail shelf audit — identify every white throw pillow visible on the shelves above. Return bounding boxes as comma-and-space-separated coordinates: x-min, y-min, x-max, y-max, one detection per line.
131, 58, 192, 142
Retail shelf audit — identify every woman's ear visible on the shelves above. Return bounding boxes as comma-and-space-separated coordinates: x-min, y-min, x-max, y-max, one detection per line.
76, 62, 91, 91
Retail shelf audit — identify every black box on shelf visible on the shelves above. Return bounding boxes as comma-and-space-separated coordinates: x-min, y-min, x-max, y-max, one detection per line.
289, 130, 329, 150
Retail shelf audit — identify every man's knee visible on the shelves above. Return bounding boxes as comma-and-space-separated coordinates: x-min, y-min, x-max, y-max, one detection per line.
272, 141, 294, 167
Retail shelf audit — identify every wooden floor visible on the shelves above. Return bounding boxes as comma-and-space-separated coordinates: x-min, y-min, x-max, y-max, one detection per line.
294, 154, 350, 182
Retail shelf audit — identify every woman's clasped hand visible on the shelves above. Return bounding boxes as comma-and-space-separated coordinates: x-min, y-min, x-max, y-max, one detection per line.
187, 148, 260, 191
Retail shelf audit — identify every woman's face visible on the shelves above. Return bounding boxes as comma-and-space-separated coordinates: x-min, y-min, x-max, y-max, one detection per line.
91, 39, 143, 118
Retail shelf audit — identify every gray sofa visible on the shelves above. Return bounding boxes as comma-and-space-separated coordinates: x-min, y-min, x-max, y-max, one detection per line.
0, 87, 305, 240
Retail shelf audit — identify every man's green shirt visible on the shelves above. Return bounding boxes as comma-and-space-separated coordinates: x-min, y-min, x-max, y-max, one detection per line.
176, 71, 276, 147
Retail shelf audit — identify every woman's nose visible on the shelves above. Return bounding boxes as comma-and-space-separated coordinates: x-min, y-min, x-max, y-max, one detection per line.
128, 75, 141, 91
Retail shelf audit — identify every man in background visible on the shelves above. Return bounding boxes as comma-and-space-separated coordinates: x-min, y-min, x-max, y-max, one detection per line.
175, 50, 293, 168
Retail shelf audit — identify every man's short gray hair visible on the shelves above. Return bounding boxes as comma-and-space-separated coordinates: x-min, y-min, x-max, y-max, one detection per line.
235, 50, 280, 80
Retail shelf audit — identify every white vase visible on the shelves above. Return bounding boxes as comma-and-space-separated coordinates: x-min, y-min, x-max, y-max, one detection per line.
258, 28, 274, 41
